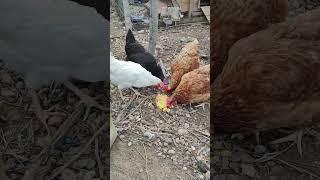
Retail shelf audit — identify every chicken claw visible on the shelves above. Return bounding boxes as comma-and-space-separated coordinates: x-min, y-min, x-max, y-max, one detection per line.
270, 130, 304, 156
195, 103, 210, 111
129, 88, 144, 97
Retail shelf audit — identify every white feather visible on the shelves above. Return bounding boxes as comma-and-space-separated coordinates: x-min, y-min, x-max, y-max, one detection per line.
110, 53, 161, 90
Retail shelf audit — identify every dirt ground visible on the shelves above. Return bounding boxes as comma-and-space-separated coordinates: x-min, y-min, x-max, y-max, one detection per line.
0, 61, 109, 180
110, 5, 210, 180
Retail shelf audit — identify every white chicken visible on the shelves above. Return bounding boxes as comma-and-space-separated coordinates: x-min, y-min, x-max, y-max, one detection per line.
110, 53, 162, 100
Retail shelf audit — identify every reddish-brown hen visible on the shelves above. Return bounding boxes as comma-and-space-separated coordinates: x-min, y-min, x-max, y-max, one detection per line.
168, 40, 200, 90
169, 65, 210, 105
212, 8, 320, 135
211, 0, 288, 83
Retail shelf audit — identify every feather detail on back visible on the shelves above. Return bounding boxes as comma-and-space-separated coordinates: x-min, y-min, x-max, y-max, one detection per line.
110, 53, 161, 89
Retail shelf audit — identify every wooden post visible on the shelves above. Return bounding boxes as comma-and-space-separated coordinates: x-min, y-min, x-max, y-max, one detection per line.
188, 0, 192, 18
122, 0, 132, 31
148, 0, 158, 56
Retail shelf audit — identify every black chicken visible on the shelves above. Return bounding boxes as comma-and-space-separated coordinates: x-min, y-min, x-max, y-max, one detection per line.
125, 29, 165, 81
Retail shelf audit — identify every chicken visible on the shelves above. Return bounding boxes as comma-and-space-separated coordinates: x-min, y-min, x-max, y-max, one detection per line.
211, 7, 320, 140
125, 29, 165, 81
168, 39, 201, 90
211, 0, 288, 83
0, 0, 109, 131
110, 53, 162, 100
166, 65, 210, 106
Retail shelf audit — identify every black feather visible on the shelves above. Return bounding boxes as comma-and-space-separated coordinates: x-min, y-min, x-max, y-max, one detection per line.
125, 29, 165, 81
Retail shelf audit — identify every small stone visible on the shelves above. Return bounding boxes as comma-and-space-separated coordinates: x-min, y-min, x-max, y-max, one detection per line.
74, 159, 96, 169
184, 123, 189, 128
197, 160, 209, 173
0, 71, 13, 84
83, 170, 96, 180
62, 169, 76, 180
48, 115, 64, 127
198, 174, 205, 179
229, 162, 240, 173
175, 138, 180, 143
128, 142, 132, 147
183, 167, 187, 171
186, 113, 191, 118
16, 81, 24, 89
163, 142, 168, 146
143, 131, 155, 140
139, 168, 143, 173
164, 137, 172, 144
191, 146, 196, 151
157, 152, 162, 156
231, 133, 244, 141
221, 157, 230, 170
119, 135, 125, 139
254, 145, 266, 154
177, 129, 188, 135
241, 164, 258, 178
168, 149, 175, 154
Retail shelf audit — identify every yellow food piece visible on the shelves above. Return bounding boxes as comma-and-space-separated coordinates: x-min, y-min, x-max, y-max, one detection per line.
156, 94, 170, 112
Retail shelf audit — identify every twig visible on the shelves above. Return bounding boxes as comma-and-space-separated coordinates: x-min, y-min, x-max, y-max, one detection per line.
275, 158, 320, 178
90, 122, 104, 178
142, 143, 150, 180
95, 137, 104, 178
48, 120, 108, 180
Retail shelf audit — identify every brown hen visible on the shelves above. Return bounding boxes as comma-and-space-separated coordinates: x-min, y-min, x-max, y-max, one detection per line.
168, 40, 200, 90
168, 65, 210, 105
211, 8, 320, 135
211, 0, 289, 83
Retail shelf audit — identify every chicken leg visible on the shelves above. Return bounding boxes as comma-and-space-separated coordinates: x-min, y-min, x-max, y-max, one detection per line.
63, 81, 108, 111
129, 87, 143, 97
118, 89, 125, 101
195, 103, 210, 111
270, 129, 307, 156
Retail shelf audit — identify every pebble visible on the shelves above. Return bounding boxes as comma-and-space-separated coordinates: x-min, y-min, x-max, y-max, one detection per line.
16, 81, 24, 89
184, 123, 190, 128
186, 113, 191, 118
177, 129, 188, 135
48, 115, 64, 127
143, 131, 155, 140
183, 167, 187, 171
119, 135, 125, 139
62, 169, 76, 180
128, 142, 132, 147
254, 145, 266, 154
241, 164, 258, 178
83, 171, 96, 180
168, 149, 175, 154
197, 160, 209, 173
0, 71, 13, 84
198, 174, 205, 179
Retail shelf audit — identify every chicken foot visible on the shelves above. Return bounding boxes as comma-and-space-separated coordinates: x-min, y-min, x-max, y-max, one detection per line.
129, 87, 144, 97
195, 102, 210, 111
63, 81, 108, 112
270, 129, 314, 156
